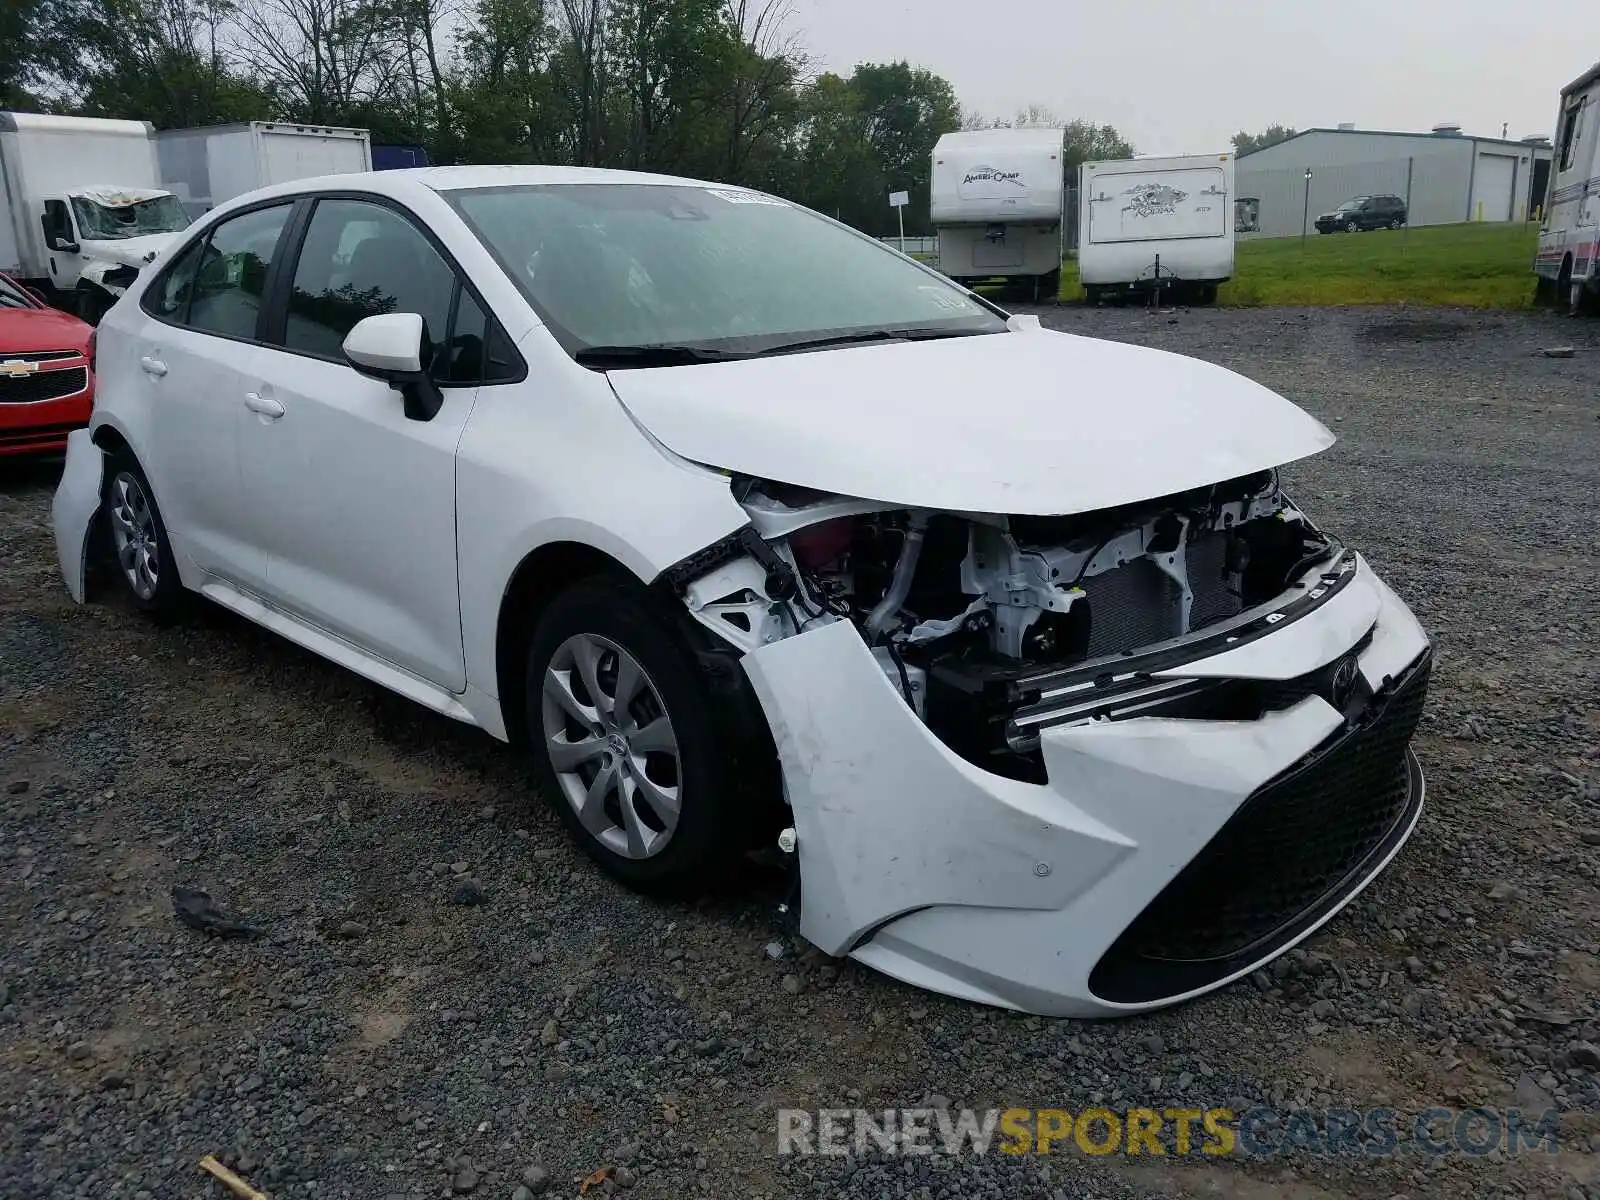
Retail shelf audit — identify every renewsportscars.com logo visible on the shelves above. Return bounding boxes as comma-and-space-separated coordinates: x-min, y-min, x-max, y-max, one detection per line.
776, 1105, 1562, 1159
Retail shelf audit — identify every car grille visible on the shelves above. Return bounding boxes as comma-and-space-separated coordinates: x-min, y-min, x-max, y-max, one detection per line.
1089, 649, 1430, 1005
0, 366, 88, 404
1, 349, 80, 363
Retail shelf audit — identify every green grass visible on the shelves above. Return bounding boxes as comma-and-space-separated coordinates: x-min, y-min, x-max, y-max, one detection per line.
1054, 221, 1540, 308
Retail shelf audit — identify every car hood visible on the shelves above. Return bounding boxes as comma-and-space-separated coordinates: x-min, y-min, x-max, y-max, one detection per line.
0, 306, 91, 355
82, 233, 180, 267
606, 328, 1336, 515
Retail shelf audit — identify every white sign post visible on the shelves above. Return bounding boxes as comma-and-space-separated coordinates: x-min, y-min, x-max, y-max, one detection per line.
889, 190, 910, 253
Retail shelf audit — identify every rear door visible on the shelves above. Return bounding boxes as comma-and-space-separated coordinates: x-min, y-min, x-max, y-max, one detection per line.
238, 194, 498, 691
136, 200, 296, 592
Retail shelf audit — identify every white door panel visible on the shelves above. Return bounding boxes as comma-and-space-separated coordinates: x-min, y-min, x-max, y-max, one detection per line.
242, 351, 471, 691
141, 320, 269, 591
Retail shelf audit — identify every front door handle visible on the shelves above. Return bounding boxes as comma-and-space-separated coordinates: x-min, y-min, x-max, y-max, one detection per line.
244, 392, 285, 419
139, 356, 167, 377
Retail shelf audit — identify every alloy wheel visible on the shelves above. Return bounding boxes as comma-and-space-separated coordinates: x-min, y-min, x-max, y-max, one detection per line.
541, 632, 682, 860
107, 472, 160, 601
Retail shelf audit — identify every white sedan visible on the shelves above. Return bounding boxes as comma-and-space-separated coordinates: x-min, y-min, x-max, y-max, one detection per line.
51, 166, 1431, 1017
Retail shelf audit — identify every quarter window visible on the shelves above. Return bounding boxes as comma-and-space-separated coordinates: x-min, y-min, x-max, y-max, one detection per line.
186, 204, 294, 339
434, 287, 521, 386
283, 199, 455, 361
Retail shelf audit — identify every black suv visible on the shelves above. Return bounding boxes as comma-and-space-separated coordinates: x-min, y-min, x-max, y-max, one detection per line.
1315, 195, 1407, 233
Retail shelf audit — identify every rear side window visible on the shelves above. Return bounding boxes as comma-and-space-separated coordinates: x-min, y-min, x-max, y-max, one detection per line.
283, 199, 455, 361
186, 204, 294, 340
144, 238, 206, 321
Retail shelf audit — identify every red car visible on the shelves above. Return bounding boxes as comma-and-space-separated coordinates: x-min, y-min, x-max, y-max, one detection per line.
0, 271, 94, 456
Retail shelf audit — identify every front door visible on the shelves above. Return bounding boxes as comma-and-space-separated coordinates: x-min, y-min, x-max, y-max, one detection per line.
239, 196, 472, 691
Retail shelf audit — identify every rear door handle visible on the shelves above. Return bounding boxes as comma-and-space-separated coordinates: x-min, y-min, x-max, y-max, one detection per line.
244, 392, 285, 419
139, 357, 167, 377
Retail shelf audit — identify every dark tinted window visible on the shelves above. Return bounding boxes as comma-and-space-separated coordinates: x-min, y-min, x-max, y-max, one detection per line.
283, 198, 454, 360
432, 287, 521, 386
143, 237, 206, 321
187, 204, 293, 339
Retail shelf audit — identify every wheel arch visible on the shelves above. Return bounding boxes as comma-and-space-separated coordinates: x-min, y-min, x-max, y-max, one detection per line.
493, 540, 640, 748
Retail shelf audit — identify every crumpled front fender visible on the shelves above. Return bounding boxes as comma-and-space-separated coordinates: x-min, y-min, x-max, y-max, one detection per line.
52, 427, 103, 603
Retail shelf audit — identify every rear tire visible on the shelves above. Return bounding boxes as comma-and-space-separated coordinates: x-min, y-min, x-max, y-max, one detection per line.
100, 451, 186, 623
1557, 257, 1575, 316
524, 576, 766, 895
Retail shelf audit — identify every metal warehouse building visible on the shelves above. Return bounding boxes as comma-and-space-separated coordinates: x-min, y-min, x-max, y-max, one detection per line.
1237, 125, 1554, 238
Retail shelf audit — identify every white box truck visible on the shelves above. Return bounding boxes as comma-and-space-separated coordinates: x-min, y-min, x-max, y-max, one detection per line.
1534, 59, 1600, 314
1, 112, 193, 321
931, 128, 1065, 300
1078, 153, 1236, 305
156, 121, 374, 221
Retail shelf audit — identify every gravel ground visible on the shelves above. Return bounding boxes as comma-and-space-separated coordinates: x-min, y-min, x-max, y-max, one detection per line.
2, 304, 1598, 1200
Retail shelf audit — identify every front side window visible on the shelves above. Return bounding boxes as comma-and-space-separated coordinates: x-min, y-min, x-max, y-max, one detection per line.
283, 199, 455, 361
187, 204, 294, 340
1558, 98, 1586, 171
70, 194, 190, 241
447, 183, 1006, 363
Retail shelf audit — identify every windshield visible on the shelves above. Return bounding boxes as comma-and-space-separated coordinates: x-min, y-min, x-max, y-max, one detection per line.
447, 183, 1006, 360
0, 274, 36, 309
1336, 198, 1367, 212
70, 194, 190, 241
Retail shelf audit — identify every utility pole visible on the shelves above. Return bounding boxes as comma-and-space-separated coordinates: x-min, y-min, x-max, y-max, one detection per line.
1302, 168, 1313, 246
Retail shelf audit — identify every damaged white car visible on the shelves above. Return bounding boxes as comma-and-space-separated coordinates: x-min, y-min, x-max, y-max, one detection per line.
52, 167, 1431, 1017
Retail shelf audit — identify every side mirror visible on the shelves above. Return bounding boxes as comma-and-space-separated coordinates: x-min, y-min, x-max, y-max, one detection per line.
342, 312, 442, 422
50, 236, 81, 254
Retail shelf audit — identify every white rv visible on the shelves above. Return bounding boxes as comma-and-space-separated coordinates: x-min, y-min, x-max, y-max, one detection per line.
1535, 60, 1600, 314
1078, 153, 1236, 305
156, 121, 373, 221
0, 112, 191, 321
930, 128, 1065, 299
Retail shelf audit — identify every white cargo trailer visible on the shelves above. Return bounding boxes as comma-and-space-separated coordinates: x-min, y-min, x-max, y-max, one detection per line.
930, 128, 1065, 299
1078, 153, 1236, 304
0, 112, 190, 320
1534, 59, 1600, 314
157, 121, 373, 220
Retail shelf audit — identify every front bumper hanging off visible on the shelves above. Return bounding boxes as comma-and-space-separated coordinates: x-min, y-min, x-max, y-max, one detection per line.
740, 554, 1431, 1018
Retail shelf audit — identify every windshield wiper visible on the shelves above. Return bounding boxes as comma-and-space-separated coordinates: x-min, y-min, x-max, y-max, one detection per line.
750, 327, 991, 357
574, 344, 754, 369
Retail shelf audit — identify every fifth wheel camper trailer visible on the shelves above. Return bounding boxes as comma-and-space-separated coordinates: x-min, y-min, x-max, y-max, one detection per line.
930, 128, 1065, 300
1078, 153, 1236, 304
1534, 59, 1600, 314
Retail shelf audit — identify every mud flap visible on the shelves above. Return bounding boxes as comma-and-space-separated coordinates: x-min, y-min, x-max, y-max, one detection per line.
51, 427, 103, 603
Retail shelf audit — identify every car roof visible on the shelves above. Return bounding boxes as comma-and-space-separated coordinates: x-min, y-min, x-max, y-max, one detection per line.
192, 165, 765, 230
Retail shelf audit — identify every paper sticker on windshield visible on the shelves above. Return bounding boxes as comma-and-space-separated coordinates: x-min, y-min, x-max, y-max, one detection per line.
704, 188, 789, 207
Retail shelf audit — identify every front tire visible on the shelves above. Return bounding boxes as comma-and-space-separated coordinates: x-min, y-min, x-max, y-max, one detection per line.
101, 451, 186, 621
1345, 220, 1359, 233
524, 577, 763, 894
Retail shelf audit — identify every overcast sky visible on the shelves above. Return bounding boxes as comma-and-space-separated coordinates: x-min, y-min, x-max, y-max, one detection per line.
786, 0, 1596, 152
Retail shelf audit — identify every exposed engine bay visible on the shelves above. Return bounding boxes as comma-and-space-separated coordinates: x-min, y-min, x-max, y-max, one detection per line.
670, 469, 1340, 780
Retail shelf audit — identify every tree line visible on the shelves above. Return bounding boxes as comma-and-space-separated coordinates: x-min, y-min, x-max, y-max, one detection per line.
2, 0, 1144, 237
